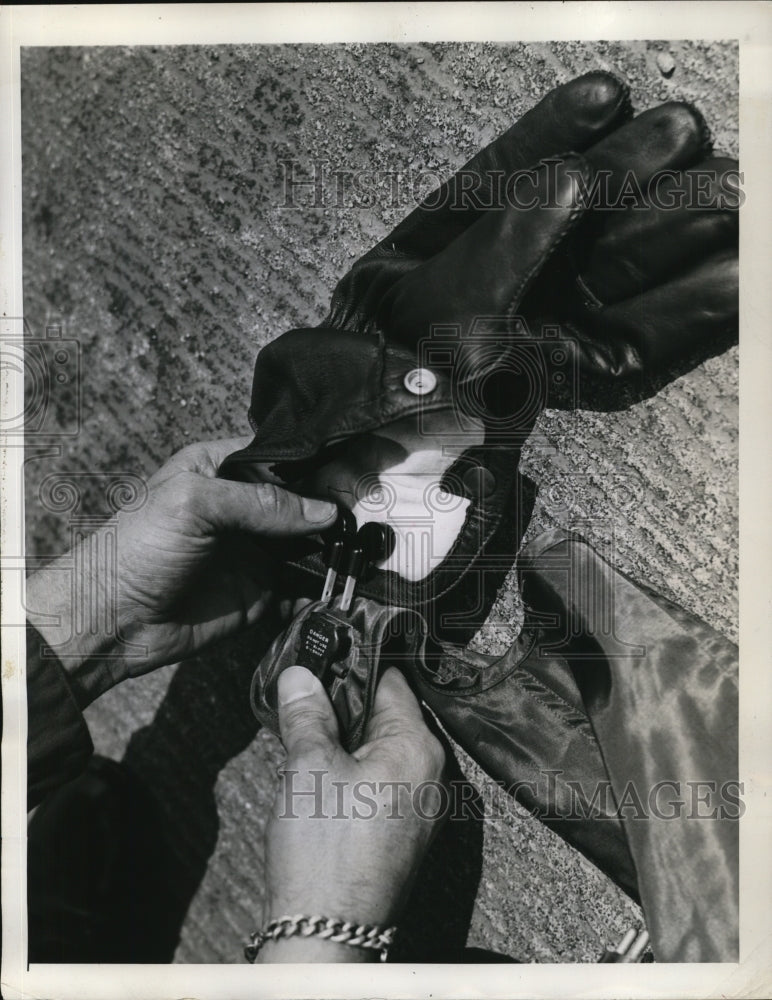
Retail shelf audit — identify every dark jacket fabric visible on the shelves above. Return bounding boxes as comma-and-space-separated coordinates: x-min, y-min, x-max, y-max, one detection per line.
421, 529, 739, 963
26, 625, 94, 811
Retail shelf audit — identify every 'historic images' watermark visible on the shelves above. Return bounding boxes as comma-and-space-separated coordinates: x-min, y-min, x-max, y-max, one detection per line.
280, 157, 744, 213
277, 770, 745, 823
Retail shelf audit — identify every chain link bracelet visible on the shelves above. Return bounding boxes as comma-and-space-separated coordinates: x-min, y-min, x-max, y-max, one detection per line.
244, 914, 397, 963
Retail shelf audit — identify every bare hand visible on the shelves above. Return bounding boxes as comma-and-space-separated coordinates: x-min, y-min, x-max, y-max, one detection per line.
25, 437, 336, 705
260, 665, 447, 963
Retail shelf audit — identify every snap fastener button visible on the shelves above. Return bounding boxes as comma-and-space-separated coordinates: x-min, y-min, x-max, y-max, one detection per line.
403, 368, 437, 395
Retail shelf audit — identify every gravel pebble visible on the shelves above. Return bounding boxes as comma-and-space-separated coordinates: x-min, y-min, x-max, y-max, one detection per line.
656, 51, 676, 77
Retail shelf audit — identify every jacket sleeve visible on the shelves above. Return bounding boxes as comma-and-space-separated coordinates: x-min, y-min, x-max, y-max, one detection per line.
26, 624, 94, 810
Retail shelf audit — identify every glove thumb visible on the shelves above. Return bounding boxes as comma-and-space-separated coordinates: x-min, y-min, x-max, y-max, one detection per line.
277, 665, 341, 758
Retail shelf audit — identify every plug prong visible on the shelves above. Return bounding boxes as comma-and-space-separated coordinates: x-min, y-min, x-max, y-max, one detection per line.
321, 539, 345, 603
339, 547, 364, 612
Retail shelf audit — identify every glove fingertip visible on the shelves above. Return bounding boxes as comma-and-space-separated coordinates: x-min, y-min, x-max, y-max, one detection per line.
557, 71, 633, 136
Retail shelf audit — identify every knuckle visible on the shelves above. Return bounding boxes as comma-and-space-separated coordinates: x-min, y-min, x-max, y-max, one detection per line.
166, 442, 208, 475
158, 472, 211, 528
173, 473, 203, 515
172, 442, 199, 464
283, 706, 335, 745
253, 482, 285, 521
417, 731, 446, 776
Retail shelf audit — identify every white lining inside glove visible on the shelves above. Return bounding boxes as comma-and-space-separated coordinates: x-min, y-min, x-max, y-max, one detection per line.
307, 410, 485, 581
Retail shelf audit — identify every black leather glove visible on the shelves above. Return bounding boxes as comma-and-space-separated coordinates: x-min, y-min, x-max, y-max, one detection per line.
221, 71, 737, 622
365, 80, 736, 408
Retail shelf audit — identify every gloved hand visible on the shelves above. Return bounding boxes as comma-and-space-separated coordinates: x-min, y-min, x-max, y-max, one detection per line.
327, 71, 737, 419
219, 71, 738, 613
223, 71, 738, 478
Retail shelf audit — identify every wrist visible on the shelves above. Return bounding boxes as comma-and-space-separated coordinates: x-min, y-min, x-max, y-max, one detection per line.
25, 528, 126, 706
265, 883, 401, 936
250, 913, 394, 964
257, 934, 377, 964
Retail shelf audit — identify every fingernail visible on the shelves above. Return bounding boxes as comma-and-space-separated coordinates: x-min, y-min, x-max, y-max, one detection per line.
300, 496, 337, 524
278, 665, 319, 705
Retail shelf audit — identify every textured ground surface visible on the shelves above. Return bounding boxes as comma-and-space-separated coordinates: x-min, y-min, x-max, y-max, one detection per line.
21, 40, 738, 963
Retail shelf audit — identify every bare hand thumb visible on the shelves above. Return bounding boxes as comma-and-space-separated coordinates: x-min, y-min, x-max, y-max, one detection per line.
277, 665, 341, 758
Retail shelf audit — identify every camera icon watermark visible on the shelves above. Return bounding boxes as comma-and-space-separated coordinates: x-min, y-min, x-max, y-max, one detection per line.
417, 316, 580, 447
0, 317, 81, 443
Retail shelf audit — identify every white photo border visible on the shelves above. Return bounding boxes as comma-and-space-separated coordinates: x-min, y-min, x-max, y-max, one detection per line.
1, 3, 770, 998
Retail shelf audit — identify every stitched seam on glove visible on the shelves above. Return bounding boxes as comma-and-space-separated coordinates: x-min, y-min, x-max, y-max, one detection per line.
505, 156, 592, 316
